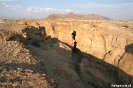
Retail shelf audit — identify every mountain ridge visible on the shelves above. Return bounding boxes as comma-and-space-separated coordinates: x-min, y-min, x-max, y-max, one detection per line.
46, 12, 111, 20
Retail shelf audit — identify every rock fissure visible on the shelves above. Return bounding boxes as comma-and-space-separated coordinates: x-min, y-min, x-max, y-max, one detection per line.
117, 52, 126, 67
102, 35, 107, 52
102, 50, 112, 61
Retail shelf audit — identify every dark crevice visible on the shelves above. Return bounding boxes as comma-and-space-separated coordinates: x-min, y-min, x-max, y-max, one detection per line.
117, 52, 126, 67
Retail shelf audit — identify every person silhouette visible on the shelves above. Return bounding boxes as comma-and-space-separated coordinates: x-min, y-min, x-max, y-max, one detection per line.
72, 31, 76, 40
74, 41, 77, 49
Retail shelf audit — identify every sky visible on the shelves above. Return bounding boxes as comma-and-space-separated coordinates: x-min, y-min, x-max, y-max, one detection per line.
0, 0, 133, 20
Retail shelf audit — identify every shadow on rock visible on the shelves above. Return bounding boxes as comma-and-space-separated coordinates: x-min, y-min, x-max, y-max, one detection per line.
125, 43, 133, 54
0, 25, 132, 88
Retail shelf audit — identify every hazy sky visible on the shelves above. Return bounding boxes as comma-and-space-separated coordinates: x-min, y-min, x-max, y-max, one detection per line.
0, 0, 133, 20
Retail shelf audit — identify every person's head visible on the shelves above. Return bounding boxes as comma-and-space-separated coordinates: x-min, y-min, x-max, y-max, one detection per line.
74, 41, 77, 45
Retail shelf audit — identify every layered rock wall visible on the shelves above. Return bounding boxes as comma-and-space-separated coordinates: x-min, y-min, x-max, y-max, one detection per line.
39, 20, 133, 87
12, 19, 133, 87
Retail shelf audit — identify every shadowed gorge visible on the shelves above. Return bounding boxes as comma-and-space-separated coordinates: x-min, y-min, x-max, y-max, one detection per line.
0, 19, 133, 88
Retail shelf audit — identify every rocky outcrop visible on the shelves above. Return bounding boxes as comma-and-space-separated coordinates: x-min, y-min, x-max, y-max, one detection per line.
118, 44, 133, 84
0, 24, 60, 88
0, 22, 85, 88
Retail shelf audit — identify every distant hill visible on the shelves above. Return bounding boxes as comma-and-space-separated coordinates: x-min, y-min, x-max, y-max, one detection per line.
46, 12, 111, 20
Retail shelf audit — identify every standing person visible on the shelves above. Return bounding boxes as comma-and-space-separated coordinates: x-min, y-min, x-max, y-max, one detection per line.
72, 31, 76, 40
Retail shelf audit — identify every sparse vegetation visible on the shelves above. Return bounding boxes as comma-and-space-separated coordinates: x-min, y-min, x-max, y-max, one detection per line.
3, 19, 7, 21
123, 25, 129, 28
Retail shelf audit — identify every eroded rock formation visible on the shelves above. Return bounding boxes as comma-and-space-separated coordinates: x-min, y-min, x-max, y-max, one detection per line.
40, 20, 133, 87
0, 19, 133, 88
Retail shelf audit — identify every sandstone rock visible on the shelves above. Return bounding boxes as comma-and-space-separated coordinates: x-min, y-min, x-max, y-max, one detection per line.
118, 53, 133, 84
0, 20, 133, 88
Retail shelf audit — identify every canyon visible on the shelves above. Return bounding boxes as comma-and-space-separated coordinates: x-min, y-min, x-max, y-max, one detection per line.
0, 19, 133, 88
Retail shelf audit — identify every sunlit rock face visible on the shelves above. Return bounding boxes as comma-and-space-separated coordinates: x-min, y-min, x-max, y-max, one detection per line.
42, 20, 133, 87
0, 19, 133, 88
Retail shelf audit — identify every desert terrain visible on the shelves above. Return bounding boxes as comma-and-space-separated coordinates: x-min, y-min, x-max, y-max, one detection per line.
0, 19, 133, 88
